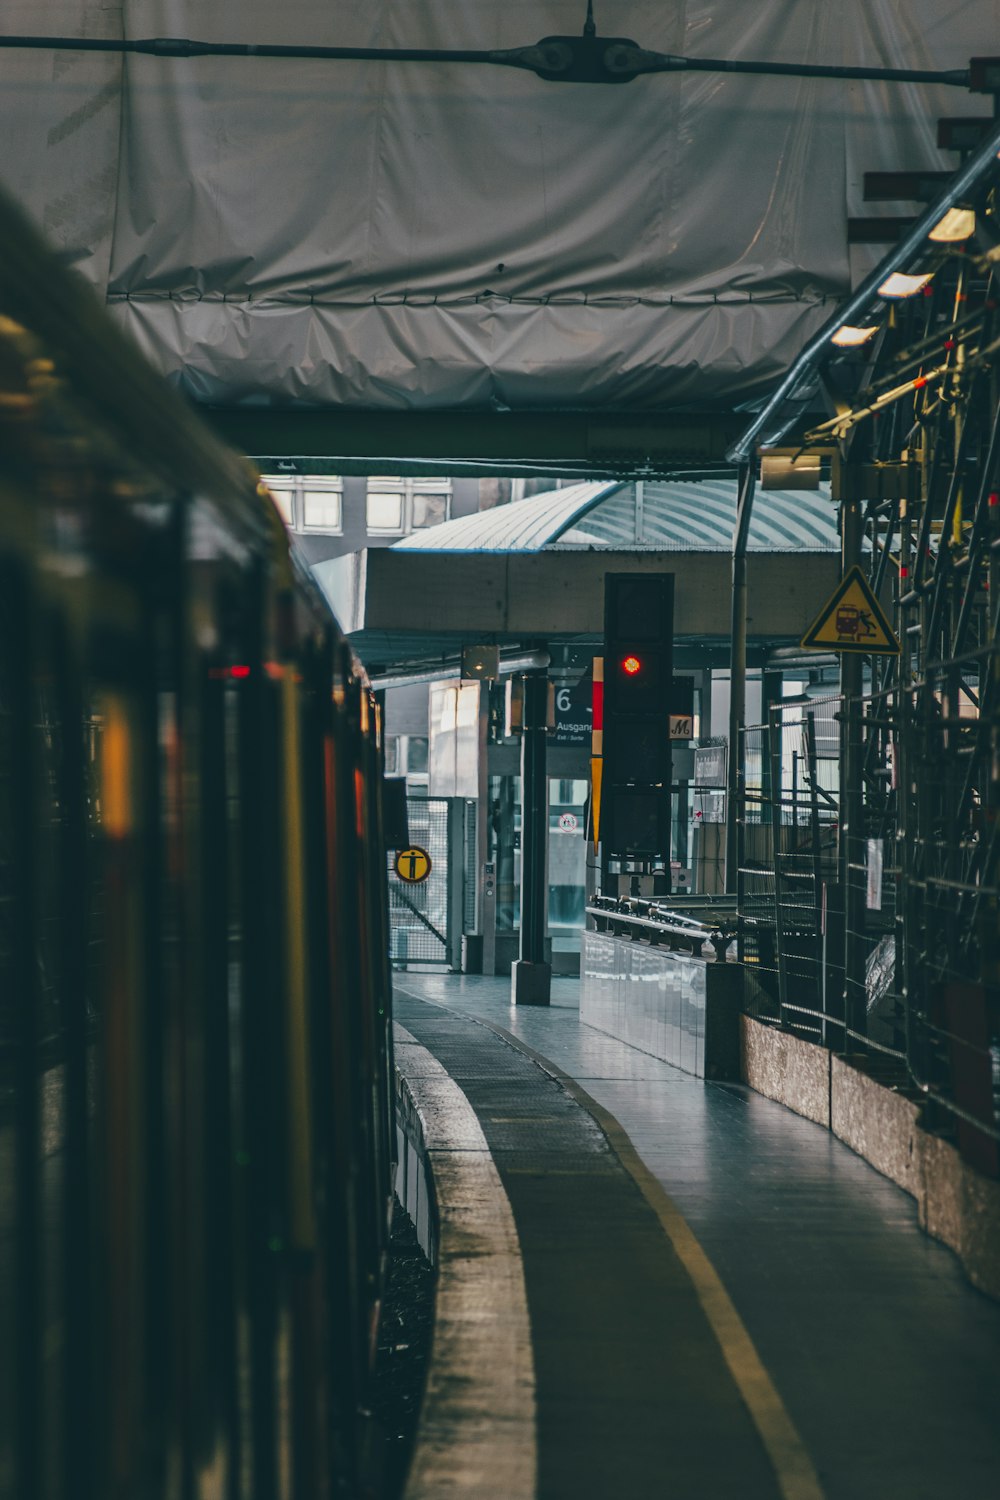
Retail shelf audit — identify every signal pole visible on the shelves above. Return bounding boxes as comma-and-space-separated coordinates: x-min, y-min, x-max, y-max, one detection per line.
512, 673, 552, 1005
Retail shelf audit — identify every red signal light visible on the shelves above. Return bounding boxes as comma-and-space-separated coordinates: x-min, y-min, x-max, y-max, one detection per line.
622, 655, 642, 676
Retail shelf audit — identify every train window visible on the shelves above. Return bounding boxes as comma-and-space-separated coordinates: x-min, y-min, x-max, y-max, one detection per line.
302, 487, 343, 531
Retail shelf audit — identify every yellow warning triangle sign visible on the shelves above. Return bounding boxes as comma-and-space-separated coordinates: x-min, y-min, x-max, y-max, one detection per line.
800, 565, 899, 655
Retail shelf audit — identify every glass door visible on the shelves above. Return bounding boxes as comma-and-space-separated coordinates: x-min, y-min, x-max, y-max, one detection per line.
548, 778, 589, 955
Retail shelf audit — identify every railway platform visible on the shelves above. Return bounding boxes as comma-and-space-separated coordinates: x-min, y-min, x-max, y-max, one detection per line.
393, 973, 1000, 1500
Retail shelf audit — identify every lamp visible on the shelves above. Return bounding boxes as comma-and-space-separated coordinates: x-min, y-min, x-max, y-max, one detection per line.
928, 206, 976, 243
831, 325, 879, 348
877, 271, 934, 299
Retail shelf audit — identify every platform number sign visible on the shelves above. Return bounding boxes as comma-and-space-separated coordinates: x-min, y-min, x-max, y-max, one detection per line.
394, 845, 432, 884
553, 669, 593, 746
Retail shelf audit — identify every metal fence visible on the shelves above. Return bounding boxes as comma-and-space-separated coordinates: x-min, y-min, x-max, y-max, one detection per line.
733, 221, 1000, 1173
739, 688, 903, 1035
462, 797, 478, 935
387, 797, 450, 966
741, 653, 1000, 1170
739, 697, 841, 1043
734, 474, 1000, 1164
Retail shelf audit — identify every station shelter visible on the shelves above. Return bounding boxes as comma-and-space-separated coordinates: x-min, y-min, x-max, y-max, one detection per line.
314, 474, 843, 975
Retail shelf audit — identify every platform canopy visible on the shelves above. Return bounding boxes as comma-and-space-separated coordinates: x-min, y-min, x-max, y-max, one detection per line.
314, 544, 840, 671
1, 2, 993, 415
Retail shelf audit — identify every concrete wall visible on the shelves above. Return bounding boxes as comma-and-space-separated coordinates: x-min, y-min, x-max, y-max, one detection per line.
741, 1014, 1000, 1301
356, 549, 840, 640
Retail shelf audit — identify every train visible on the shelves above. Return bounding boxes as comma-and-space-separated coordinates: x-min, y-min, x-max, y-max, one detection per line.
0, 188, 397, 1499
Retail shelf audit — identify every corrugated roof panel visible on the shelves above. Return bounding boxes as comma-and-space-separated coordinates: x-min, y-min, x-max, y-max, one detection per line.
558, 487, 635, 545
643, 486, 735, 547
393, 482, 619, 551
747, 487, 837, 546
554, 481, 838, 551
393, 479, 838, 553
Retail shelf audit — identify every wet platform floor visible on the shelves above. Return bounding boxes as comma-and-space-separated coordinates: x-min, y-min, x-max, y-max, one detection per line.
395, 973, 1000, 1500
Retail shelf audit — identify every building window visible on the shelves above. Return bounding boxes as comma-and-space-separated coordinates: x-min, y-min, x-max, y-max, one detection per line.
407, 736, 429, 773
301, 485, 343, 531
412, 491, 449, 528
366, 488, 405, 534
267, 486, 295, 526
261, 475, 343, 533
366, 476, 452, 536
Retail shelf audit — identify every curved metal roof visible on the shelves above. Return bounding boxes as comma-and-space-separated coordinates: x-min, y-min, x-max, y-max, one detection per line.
393, 479, 838, 553
393, 482, 621, 551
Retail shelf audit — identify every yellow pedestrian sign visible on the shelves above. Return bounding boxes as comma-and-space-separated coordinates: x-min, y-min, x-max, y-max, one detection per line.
800, 565, 899, 655
394, 846, 432, 884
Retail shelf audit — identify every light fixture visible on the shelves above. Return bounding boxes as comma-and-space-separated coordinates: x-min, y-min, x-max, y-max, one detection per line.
760, 453, 822, 489
928, 206, 976, 243
831, 324, 879, 348
877, 271, 934, 299
460, 644, 500, 681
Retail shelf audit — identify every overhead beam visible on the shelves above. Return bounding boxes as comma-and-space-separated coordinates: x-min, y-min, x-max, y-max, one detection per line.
315, 547, 838, 641
848, 216, 915, 244
202, 406, 745, 477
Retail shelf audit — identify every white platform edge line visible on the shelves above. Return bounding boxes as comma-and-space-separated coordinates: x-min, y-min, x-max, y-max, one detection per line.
395, 1023, 537, 1500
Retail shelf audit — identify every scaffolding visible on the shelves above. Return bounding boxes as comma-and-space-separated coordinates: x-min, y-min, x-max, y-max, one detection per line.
733, 117, 1000, 1175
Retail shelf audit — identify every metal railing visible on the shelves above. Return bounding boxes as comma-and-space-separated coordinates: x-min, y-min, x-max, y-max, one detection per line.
588, 895, 737, 961
738, 620, 1000, 1162
728, 123, 1000, 1172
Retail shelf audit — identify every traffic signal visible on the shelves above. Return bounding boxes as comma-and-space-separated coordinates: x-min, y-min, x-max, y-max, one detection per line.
602, 573, 674, 860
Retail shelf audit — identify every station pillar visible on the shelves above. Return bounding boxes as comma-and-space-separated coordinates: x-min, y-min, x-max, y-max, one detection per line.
512, 674, 551, 1006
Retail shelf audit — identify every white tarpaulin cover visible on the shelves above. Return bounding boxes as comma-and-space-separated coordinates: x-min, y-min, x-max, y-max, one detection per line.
1, 2, 993, 410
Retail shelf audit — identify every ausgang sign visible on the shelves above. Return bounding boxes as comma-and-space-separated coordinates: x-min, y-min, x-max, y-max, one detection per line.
553, 666, 593, 745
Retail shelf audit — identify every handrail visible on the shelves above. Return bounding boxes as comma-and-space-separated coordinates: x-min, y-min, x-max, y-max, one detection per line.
585, 903, 736, 960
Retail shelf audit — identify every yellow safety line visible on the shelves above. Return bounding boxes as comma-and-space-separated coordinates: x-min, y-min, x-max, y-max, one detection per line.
466, 1015, 827, 1500
592, 1106, 825, 1500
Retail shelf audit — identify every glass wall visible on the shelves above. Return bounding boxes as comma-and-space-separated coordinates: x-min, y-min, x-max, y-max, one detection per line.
489, 774, 520, 933
548, 778, 588, 952
487, 773, 590, 953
